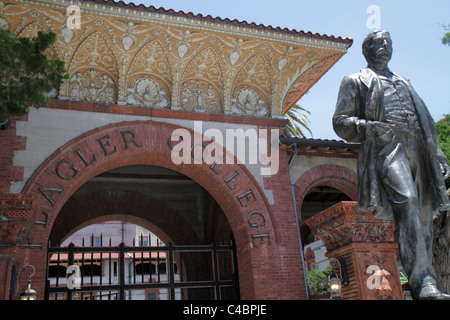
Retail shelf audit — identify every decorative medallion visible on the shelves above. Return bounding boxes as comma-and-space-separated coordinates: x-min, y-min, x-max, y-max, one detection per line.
125, 76, 169, 108
231, 87, 268, 116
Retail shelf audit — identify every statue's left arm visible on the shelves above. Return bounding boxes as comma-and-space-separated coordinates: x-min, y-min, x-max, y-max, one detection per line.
401, 75, 450, 179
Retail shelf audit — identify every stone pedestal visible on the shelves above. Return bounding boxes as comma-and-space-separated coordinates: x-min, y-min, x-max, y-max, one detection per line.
305, 201, 404, 300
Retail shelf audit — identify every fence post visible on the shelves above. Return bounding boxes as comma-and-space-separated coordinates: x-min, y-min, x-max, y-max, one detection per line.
167, 242, 175, 300
212, 242, 221, 300
119, 243, 125, 300
67, 242, 74, 300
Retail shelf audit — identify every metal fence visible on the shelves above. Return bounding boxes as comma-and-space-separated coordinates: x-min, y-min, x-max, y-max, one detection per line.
46, 239, 239, 300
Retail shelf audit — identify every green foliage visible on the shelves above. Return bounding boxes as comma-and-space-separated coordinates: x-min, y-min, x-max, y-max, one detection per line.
443, 32, 450, 46
284, 103, 312, 138
437, 114, 450, 187
442, 24, 450, 46
0, 29, 68, 117
399, 271, 409, 286
437, 114, 450, 163
306, 265, 331, 295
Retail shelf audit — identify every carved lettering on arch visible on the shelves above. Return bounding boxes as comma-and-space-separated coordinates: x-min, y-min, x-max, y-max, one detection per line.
35, 211, 49, 227
38, 187, 63, 207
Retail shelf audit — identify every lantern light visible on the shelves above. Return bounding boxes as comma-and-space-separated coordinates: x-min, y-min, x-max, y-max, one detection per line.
18, 265, 37, 300
328, 258, 348, 300
328, 272, 343, 299
20, 279, 38, 300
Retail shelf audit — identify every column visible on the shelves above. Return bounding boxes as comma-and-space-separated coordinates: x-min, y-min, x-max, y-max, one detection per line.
305, 201, 404, 300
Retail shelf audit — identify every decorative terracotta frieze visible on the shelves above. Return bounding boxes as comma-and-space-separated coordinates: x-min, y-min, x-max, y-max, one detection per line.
0, 194, 36, 252
305, 201, 395, 251
1, 0, 352, 116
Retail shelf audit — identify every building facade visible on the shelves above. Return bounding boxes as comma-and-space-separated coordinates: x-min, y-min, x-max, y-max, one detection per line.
0, 0, 365, 300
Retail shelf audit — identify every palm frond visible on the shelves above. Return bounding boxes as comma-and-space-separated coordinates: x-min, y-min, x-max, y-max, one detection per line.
284, 103, 312, 138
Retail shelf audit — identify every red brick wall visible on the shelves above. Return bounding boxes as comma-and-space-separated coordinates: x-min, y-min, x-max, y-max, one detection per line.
0, 115, 27, 193
0, 258, 12, 300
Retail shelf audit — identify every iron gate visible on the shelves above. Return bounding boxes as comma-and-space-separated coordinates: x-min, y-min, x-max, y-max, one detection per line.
46, 240, 239, 300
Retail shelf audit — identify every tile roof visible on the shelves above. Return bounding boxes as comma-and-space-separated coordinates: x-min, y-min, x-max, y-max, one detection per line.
280, 136, 360, 150
85, 0, 353, 46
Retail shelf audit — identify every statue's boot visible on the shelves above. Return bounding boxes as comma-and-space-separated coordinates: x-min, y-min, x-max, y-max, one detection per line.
418, 284, 450, 300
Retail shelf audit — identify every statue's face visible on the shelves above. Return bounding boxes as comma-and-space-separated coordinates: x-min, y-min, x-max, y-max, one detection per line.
366, 32, 392, 65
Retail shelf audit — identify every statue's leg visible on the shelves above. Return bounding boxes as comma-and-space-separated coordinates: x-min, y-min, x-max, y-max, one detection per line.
376, 137, 435, 297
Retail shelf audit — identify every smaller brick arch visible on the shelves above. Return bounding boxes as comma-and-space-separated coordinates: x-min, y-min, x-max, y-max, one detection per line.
294, 164, 358, 211
294, 164, 358, 245
51, 190, 199, 246
63, 214, 173, 246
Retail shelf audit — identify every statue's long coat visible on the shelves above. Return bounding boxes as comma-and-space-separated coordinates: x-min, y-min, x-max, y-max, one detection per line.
333, 68, 448, 219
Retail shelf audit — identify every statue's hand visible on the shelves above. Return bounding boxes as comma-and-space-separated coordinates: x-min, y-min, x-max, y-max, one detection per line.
367, 121, 393, 141
441, 162, 450, 180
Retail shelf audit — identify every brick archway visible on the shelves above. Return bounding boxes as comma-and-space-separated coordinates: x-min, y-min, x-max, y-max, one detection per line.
19, 120, 277, 299
294, 164, 358, 212
294, 164, 358, 245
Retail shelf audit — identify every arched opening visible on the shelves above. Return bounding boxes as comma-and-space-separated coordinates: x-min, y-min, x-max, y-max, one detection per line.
301, 185, 352, 245
45, 165, 238, 300
49, 165, 233, 246
293, 165, 358, 277
300, 185, 352, 275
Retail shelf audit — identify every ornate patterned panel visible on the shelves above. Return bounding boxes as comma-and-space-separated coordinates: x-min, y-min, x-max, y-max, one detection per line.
280, 49, 342, 113
179, 79, 222, 113
231, 54, 271, 116
70, 32, 117, 74
125, 39, 171, 108
68, 32, 118, 104
179, 47, 224, 113
68, 69, 116, 104
127, 39, 171, 79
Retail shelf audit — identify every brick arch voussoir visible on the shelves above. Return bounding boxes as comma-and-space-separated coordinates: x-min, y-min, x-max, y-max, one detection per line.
51, 190, 198, 246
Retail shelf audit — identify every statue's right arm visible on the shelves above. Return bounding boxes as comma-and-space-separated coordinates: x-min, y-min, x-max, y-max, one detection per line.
332, 75, 368, 143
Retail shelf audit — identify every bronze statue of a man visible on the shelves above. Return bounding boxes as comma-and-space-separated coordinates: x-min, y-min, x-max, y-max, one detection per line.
333, 30, 450, 299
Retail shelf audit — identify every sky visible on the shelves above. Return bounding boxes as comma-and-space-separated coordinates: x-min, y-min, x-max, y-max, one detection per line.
135, 0, 450, 140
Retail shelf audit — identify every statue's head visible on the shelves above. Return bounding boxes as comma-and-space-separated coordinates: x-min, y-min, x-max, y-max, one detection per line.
362, 30, 393, 66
